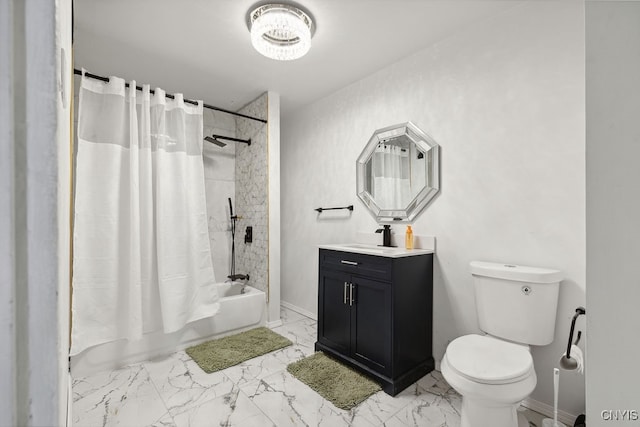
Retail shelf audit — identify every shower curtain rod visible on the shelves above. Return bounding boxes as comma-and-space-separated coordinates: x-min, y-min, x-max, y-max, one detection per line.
73, 68, 268, 124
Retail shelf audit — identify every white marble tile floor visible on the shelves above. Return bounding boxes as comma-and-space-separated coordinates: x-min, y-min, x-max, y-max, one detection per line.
71, 307, 545, 427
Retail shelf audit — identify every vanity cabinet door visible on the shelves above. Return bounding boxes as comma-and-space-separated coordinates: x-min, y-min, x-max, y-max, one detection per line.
317, 269, 352, 355
317, 248, 434, 396
350, 276, 392, 375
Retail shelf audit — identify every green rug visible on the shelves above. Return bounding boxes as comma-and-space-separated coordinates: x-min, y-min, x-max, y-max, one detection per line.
186, 327, 292, 373
287, 352, 381, 410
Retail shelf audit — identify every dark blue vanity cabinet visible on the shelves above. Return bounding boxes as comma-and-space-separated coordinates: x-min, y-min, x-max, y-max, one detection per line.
315, 248, 434, 396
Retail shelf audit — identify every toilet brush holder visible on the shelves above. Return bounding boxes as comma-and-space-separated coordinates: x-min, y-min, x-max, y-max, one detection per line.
542, 369, 567, 427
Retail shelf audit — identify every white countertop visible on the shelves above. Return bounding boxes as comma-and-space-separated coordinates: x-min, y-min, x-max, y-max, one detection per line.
318, 243, 434, 258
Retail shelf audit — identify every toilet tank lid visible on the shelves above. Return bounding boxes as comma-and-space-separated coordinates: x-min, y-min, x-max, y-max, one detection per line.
470, 261, 563, 284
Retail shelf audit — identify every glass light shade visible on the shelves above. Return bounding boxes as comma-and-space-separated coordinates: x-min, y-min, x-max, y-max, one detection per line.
249, 4, 313, 61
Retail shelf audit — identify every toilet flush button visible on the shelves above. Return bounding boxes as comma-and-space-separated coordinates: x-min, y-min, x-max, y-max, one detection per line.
522, 286, 532, 295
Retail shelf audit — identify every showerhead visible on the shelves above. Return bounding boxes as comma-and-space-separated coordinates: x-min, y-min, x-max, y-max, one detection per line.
204, 136, 227, 147
205, 133, 251, 147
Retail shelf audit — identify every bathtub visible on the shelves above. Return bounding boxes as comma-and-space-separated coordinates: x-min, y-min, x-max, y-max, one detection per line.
71, 282, 266, 377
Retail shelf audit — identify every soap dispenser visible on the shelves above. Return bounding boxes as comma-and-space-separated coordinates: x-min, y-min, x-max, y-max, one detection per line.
405, 225, 414, 250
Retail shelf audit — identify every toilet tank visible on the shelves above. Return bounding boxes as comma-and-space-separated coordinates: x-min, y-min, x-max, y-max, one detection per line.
470, 261, 563, 346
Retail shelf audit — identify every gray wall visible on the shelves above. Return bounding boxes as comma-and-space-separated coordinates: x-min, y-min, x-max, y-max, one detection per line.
586, 2, 640, 424
0, 0, 15, 423
1, 0, 68, 425
281, 2, 585, 417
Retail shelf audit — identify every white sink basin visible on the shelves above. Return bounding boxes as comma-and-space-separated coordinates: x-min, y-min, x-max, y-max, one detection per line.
318, 243, 434, 258
340, 243, 387, 253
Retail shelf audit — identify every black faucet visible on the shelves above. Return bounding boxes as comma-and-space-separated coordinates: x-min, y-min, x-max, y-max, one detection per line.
375, 224, 392, 247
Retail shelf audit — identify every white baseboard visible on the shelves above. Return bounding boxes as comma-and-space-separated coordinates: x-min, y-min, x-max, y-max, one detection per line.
281, 300, 317, 321
522, 397, 577, 426
433, 366, 577, 426
267, 319, 283, 328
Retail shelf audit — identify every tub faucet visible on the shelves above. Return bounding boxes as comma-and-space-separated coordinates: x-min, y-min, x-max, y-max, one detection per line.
375, 224, 392, 247
227, 273, 250, 294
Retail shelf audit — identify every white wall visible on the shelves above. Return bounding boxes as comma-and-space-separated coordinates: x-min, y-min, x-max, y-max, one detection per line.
586, 2, 640, 424
281, 1, 585, 417
1, 0, 65, 424
56, 0, 73, 425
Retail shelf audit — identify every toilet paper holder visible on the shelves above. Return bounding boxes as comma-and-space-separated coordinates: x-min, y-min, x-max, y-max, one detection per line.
565, 306, 585, 359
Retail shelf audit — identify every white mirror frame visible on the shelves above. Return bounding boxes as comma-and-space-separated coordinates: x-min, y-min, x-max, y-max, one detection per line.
356, 122, 440, 223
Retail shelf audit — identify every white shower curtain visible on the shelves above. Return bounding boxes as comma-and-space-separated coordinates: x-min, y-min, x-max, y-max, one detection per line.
70, 72, 219, 356
372, 144, 411, 209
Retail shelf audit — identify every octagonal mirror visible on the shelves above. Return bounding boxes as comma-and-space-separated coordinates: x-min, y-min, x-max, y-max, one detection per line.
357, 122, 439, 223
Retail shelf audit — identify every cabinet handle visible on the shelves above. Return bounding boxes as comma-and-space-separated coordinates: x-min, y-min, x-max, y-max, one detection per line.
340, 260, 359, 266
344, 282, 348, 304
349, 283, 354, 306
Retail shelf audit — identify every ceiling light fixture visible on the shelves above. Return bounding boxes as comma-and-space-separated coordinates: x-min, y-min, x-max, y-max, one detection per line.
247, 3, 315, 61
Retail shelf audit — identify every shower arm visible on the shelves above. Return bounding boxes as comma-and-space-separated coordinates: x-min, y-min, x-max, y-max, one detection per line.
207, 134, 251, 146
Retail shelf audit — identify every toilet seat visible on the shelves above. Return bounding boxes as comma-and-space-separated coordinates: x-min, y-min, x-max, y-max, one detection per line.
445, 334, 533, 385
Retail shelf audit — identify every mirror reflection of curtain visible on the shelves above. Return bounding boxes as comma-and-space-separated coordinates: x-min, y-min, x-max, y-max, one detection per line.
372, 144, 410, 209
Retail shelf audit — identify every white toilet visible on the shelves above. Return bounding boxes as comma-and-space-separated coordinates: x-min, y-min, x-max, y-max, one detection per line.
441, 261, 563, 427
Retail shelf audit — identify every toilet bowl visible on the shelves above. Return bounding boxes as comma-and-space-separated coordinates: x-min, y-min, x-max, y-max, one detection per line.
441, 261, 563, 427
441, 334, 536, 427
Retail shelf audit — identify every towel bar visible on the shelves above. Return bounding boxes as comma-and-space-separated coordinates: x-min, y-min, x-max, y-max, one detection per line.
315, 205, 354, 213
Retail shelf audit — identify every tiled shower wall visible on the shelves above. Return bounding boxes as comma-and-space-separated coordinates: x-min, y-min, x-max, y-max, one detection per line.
234, 93, 269, 295
202, 109, 236, 282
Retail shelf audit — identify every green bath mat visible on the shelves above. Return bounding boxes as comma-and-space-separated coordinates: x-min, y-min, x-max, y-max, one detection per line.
186, 327, 292, 373
287, 352, 381, 410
